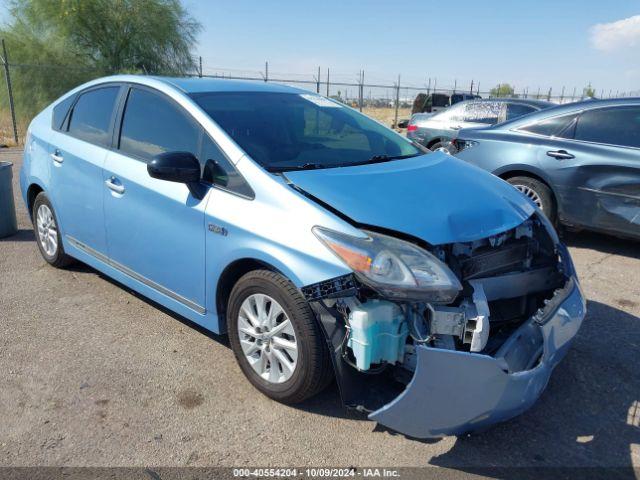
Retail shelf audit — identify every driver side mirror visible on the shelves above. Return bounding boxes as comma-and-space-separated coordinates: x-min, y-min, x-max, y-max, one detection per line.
148, 151, 201, 184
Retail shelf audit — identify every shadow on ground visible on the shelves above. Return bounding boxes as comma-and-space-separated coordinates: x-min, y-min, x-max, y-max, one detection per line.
0, 229, 34, 242
563, 229, 640, 260
8, 223, 640, 470
424, 299, 639, 476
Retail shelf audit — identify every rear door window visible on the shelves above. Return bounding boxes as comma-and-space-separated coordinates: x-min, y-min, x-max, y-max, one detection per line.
463, 102, 504, 124
52, 94, 77, 131
119, 87, 200, 161
519, 113, 578, 138
67, 87, 120, 146
506, 103, 536, 121
574, 107, 640, 148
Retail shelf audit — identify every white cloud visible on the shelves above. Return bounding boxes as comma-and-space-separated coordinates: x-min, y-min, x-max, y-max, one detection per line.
591, 15, 640, 52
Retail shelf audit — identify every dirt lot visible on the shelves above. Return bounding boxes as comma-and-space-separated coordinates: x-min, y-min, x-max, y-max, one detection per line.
362, 107, 412, 128
1, 148, 639, 474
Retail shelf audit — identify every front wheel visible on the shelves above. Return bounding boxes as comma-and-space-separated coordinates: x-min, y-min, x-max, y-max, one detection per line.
506, 176, 557, 224
227, 270, 333, 404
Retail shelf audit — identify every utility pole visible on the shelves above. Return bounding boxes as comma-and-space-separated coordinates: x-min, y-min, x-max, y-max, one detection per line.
326, 68, 330, 97
316, 66, 320, 93
394, 75, 401, 129
426, 77, 431, 96
264, 61, 268, 82
560, 86, 565, 103
358, 70, 364, 112
198, 56, 202, 77
470, 79, 474, 95
1, 39, 18, 144
547, 87, 552, 102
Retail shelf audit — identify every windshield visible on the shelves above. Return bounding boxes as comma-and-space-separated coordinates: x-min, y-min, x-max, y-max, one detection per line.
191, 91, 422, 171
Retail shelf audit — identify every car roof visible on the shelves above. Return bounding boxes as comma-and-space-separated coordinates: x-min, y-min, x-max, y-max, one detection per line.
152, 76, 307, 94
491, 97, 640, 130
469, 98, 554, 108
70, 74, 309, 96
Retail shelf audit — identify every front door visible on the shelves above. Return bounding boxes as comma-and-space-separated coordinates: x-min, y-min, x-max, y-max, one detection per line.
103, 86, 208, 314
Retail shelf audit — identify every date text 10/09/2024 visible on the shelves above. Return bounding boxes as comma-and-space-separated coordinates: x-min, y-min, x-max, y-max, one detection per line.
232, 468, 401, 478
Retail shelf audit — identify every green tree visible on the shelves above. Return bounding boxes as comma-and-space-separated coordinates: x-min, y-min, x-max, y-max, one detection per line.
583, 83, 596, 98
490, 83, 515, 98
1, 0, 201, 119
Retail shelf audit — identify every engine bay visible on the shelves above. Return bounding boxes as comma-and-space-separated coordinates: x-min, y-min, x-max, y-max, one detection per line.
303, 214, 571, 412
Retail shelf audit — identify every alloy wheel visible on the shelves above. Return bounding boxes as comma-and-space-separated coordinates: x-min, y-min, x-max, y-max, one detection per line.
237, 293, 298, 384
36, 204, 58, 257
513, 184, 544, 210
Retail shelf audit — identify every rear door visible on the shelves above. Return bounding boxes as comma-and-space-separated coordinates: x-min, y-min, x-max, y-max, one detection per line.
560, 106, 640, 237
519, 106, 640, 237
48, 85, 122, 255
103, 86, 209, 314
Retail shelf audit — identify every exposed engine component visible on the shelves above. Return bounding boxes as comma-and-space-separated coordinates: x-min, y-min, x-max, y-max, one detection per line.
422, 280, 490, 352
316, 215, 564, 378
343, 298, 408, 371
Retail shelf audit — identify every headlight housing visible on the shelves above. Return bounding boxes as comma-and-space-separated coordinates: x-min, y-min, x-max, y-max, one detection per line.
313, 227, 462, 303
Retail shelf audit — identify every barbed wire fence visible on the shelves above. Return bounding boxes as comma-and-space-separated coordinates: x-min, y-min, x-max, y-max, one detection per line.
1, 44, 637, 145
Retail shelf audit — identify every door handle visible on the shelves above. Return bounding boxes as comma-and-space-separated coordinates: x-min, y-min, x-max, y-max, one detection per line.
451, 125, 462, 130
50, 150, 64, 163
547, 150, 574, 160
105, 177, 125, 194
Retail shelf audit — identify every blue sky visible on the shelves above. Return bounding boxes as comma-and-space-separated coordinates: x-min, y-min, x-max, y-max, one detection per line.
185, 0, 640, 96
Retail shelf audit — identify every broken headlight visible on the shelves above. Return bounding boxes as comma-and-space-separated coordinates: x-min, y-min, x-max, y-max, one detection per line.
313, 227, 462, 303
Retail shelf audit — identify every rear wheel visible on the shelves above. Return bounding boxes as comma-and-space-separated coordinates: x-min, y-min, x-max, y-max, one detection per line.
227, 270, 332, 404
430, 141, 455, 154
32, 192, 74, 268
506, 176, 556, 224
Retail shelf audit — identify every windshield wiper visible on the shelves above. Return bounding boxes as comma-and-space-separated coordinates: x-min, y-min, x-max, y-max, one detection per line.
345, 153, 421, 167
266, 163, 327, 173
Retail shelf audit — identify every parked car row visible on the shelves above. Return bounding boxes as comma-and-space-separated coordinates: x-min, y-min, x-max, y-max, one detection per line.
449, 98, 640, 241
407, 98, 553, 151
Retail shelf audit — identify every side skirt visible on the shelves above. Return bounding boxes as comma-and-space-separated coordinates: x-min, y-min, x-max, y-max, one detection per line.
64, 235, 221, 332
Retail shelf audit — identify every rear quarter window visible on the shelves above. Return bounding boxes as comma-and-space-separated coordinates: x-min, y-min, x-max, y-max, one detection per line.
67, 87, 120, 146
519, 113, 578, 138
52, 94, 76, 131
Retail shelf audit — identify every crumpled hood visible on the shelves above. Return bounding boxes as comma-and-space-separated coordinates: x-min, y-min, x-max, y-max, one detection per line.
285, 153, 535, 245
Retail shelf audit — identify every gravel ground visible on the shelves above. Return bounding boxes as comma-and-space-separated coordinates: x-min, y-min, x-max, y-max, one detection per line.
1, 148, 639, 474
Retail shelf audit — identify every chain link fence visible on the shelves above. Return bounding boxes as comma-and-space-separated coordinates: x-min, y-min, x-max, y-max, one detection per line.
1, 44, 637, 146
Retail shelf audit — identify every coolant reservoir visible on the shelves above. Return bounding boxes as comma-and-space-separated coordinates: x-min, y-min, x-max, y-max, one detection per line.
347, 300, 408, 371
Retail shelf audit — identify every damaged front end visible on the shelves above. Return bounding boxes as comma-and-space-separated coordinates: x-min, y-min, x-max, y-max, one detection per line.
302, 213, 586, 438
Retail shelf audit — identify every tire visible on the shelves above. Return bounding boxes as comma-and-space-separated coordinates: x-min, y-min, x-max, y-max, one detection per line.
429, 141, 445, 152
506, 176, 557, 224
32, 192, 75, 268
227, 270, 333, 404
430, 141, 455, 154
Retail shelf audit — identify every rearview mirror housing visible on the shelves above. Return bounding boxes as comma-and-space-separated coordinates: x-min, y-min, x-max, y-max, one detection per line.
148, 151, 201, 184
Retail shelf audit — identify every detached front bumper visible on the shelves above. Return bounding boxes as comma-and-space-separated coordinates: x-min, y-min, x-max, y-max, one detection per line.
369, 274, 586, 438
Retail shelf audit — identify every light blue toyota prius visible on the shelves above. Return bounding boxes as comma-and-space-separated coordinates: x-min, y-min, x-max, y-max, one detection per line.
21, 75, 586, 438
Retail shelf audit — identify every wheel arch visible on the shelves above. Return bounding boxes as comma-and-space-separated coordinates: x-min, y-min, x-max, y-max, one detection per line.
215, 258, 288, 334
425, 137, 443, 149
494, 166, 560, 214
26, 182, 45, 219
